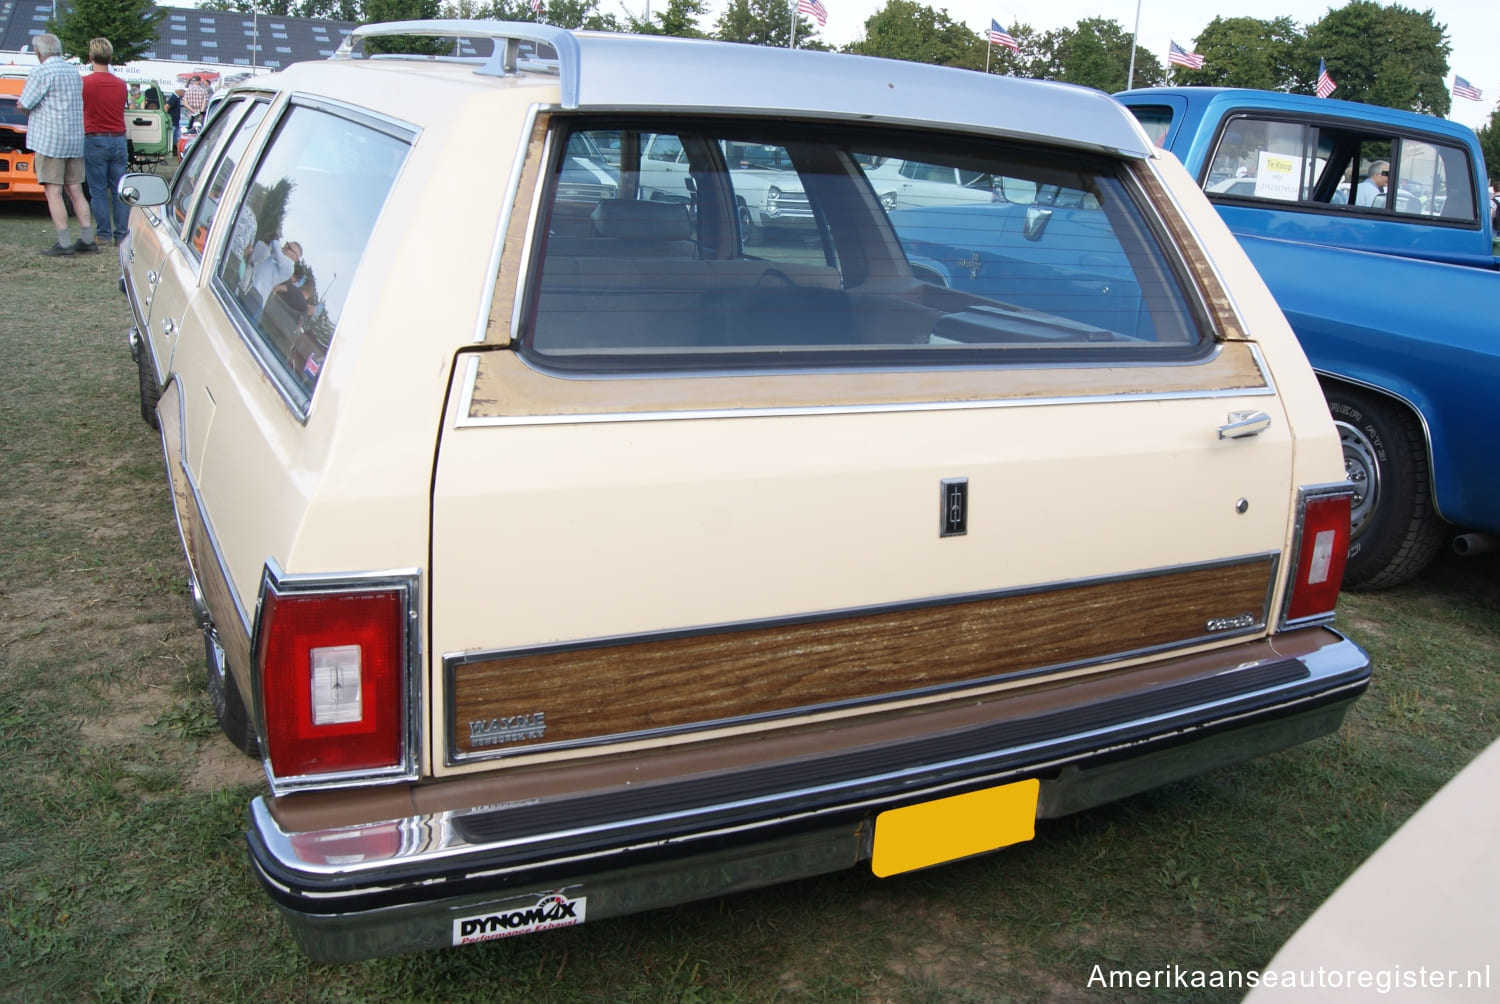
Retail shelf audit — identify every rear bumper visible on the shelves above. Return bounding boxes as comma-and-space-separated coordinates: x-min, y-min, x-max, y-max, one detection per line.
249, 627, 1369, 962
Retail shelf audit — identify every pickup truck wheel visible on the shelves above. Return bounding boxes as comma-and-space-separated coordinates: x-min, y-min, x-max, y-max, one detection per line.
1327, 389, 1444, 590
205, 630, 260, 757
135, 340, 160, 430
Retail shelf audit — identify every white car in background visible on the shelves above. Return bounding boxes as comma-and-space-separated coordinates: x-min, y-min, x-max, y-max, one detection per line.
864, 158, 999, 209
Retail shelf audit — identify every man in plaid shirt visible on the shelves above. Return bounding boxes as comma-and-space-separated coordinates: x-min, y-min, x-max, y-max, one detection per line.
18, 33, 98, 256
183, 76, 210, 131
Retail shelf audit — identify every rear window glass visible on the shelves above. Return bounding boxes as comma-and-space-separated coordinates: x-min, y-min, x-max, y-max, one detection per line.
521, 120, 1208, 373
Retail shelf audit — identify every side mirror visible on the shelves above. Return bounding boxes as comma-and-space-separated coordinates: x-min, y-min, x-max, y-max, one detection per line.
118, 173, 170, 207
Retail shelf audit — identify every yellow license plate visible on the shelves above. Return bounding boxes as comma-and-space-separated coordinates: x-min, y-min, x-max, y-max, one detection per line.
871, 778, 1040, 878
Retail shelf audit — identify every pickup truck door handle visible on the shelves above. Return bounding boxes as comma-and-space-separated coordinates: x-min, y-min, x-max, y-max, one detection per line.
1218, 410, 1272, 439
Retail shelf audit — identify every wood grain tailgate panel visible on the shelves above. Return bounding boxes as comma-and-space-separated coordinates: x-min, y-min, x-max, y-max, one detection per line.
448, 557, 1274, 762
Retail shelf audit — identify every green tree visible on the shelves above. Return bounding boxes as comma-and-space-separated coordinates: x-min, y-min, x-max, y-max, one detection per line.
1172, 16, 1303, 91
715, 0, 818, 49
842, 0, 978, 69
363, 0, 449, 54
1478, 105, 1500, 191
623, 0, 708, 37
986, 22, 1049, 79
1043, 17, 1161, 92
50, 0, 166, 64
534, 0, 621, 30
1303, 1, 1450, 115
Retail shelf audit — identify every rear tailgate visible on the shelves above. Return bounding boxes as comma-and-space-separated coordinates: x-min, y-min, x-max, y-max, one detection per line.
430, 345, 1290, 772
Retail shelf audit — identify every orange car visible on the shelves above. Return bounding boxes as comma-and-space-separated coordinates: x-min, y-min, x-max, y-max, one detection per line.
0, 77, 43, 201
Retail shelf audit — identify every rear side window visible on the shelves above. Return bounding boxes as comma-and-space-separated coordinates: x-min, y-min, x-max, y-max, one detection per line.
214, 102, 410, 411
185, 100, 268, 261
523, 119, 1208, 373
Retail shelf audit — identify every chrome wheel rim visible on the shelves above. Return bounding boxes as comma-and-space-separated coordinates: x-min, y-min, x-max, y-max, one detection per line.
1336, 419, 1380, 539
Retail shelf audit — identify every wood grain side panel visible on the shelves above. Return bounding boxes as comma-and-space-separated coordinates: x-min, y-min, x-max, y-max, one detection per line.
450, 558, 1274, 759
465, 339, 1267, 421
483, 113, 550, 347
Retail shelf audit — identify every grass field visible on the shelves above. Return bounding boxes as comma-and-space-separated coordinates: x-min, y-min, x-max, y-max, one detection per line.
1, 197, 1497, 1003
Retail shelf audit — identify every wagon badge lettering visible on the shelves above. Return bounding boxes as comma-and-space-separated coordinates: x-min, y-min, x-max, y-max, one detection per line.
1206, 613, 1258, 632
453, 894, 587, 945
469, 712, 546, 747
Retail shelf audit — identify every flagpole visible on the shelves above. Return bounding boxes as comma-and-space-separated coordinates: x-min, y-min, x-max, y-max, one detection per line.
790, 5, 796, 48
1126, 0, 1142, 89
986, 39, 991, 74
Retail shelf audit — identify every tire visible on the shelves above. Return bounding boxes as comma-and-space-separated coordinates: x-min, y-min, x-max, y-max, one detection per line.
206, 628, 260, 758
738, 203, 762, 246
135, 339, 160, 430
1326, 387, 1445, 589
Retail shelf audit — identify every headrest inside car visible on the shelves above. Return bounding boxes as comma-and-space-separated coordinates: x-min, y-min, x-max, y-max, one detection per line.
591, 199, 692, 242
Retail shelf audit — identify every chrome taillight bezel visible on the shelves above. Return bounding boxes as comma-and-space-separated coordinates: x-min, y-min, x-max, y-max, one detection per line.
251, 559, 422, 796
1278, 482, 1354, 631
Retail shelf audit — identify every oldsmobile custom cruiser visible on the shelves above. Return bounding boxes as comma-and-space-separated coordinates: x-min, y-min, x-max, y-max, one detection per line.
118, 22, 1369, 961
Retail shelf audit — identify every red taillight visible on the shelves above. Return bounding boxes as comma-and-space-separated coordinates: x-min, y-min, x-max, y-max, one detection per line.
1284, 489, 1351, 625
255, 585, 407, 783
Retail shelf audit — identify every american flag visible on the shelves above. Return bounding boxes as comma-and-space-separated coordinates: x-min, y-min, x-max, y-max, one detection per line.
1453, 75, 1483, 102
988, 20, 1020, 52
797, 0, 828, 27
1167, 41, 1203, 70
529, 0, 542, 13
1315, 58, 1337, 98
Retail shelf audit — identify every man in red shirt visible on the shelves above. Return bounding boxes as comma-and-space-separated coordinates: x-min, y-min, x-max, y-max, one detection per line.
81, 37, 130, 244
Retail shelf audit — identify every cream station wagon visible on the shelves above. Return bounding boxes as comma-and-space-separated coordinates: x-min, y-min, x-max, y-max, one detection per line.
117, 21, 1369, 962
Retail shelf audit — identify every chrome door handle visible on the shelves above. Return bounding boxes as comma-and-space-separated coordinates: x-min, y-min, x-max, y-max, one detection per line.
147, 270, 160, 285
1219, 410, 1272, 439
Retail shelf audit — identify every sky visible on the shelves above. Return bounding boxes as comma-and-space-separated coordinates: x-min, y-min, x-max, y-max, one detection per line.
697, 0, 1497, 131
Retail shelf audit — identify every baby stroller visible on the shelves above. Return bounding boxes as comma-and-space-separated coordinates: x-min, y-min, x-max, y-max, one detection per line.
125, 82, 173, 170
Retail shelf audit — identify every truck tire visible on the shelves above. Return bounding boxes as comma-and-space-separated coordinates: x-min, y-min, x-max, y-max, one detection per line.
206, 629, 260, 758
135, 342, 160, 430
1326, 388, 1445, 589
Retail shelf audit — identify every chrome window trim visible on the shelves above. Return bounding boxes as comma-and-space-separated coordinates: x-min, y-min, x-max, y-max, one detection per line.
453, 342, 1277, 429
443, 551, 1280, 766
1278, 481, 1358, 631
482, 102, 543, 345
251, 558, 424, 796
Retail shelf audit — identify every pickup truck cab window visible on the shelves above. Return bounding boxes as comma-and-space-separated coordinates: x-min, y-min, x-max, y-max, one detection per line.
1201, 113, 1478, 223
524, 119, 1209, 373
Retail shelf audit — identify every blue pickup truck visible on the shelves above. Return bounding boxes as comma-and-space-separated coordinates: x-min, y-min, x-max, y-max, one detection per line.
1115, 87, 1498, 588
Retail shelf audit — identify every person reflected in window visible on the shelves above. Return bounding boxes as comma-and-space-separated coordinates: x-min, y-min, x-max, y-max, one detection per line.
242, 238, 302, 319
1356, 161, 1389, 207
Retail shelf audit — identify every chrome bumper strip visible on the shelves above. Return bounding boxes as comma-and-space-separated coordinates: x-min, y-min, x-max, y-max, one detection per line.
247, 631, 1368, 960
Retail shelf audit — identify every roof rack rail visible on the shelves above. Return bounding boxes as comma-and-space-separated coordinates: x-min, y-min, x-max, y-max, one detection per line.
333, 20, 581, 104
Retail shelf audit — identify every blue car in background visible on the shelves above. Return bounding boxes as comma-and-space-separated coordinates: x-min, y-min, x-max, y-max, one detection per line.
1116, 87, 1500, 587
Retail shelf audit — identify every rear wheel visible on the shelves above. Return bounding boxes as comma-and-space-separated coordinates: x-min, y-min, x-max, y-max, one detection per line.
1327, 387, 1445, 589
206, 629, 259, 757
135, 339, 160, 430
